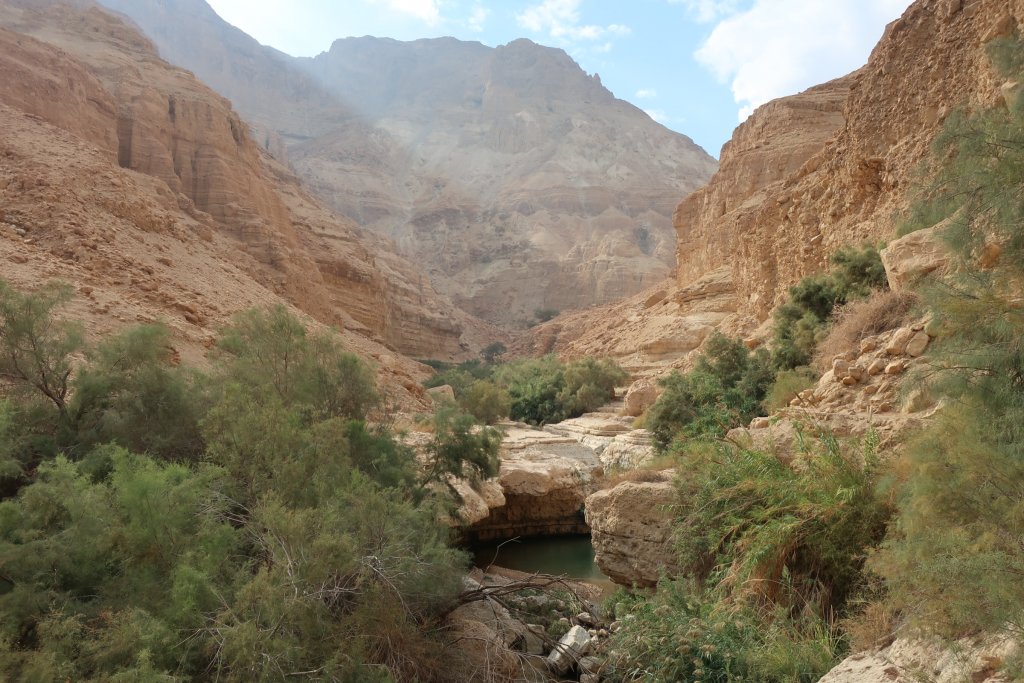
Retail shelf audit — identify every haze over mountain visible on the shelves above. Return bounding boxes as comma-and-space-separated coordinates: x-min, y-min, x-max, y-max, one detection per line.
96, 0, 718, 326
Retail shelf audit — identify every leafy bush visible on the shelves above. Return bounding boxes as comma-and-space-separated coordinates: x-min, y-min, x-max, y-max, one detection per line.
480, 342, 507, 364
772, 246, 888, 370
0, 286, 498, 680
763, 367, 818, 413
458, 380, 511, 424
869, 38, 1024, 639
647, 334, 774, 450
533, 307, 559, 324
495, 355, 626, 425
605, 434, 889, 683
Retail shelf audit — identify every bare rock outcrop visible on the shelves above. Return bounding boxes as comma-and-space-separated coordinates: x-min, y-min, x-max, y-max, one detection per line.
880, 223, 951, 291
0, 2, 502, 409
464, 426, 601, 541
585, 474, 678, 587
94, 0, 720, 326
534, 0, 1024, 377
819, 635, 1017, 683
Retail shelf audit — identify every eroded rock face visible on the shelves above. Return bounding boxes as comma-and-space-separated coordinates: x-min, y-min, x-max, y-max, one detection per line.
95, 0, 719, 326
819, 635, 1018, 683
533, 0, 1023, 378
0, 2, 504, 408
585, 474, 678, 587
881, 223, 951, 291
464, 426, 602, 541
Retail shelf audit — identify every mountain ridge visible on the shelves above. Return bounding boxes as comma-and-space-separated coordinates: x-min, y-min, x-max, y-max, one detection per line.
95, 0, 718, 326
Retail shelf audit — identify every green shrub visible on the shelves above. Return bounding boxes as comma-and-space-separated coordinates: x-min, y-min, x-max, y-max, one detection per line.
458, 380, 511, 424
418, 405, 501, 496
869, 38, 1024, 638
480, 342, 507, 364
605, 434, 888, 683
493, 355, 626, 425
647, 334, 773, 450
533, 307, 559, 324
72, 324, 207, 461
772, 246, 887, 370
215, 305, 378, 421
0, 288, 486, 680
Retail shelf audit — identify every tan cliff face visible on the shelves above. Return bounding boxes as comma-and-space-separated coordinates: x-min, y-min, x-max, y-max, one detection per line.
0, 2, 503, 407
531, 0, 1022, 375
703, 0, 1019, 320
93, 0, 719, 327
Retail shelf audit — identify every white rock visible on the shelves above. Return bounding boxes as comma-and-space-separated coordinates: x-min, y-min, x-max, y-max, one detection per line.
546, 625, 592, 675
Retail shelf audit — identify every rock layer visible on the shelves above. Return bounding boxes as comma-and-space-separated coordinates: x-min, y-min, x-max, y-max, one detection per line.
585, 474, 678, 588
0, 1, 499, 409
95, 0, 719, 326
532, 0, 1024, 378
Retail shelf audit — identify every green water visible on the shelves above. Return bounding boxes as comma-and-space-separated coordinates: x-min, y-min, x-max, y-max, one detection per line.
472, 535, 611, 586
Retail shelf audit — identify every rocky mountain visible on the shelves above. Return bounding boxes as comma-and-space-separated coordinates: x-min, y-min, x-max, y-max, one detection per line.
0, 0, 504, 408
529, 0, 1017, 375
94, 0, 718, 326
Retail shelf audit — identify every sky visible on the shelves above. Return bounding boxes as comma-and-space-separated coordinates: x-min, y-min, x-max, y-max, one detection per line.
204, 0, 914, 157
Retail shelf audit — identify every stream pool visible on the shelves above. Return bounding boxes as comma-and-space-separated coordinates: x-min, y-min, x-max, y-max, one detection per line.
472, 535, 613, 589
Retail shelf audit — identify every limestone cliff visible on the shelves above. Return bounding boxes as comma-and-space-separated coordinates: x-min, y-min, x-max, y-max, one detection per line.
531, 0, 1022, 376
94, 0, 719, 326
0, 2, 499, 407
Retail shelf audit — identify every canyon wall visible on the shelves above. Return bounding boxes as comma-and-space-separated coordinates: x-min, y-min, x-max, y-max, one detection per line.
530, 0, 1022, 375
0, 2, 501, 407
94, 0, 719, 327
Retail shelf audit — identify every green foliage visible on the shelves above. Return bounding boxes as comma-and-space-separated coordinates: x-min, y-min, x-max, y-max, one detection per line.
0, 281, 83, 423
419, 405, 501, 495
772, 246, 887, 370
216, 305, 378, 422
605, 435, 888, 682
422, 359, 491, 398
458, 380, 511, 424
480, 342, 507, 364
674, 434, 888, 608
72, 324, 206, 460
647, 334, 774, 450
604, 580, 841, 683
0, 289, 488, 680
495, 355, 626, 425
871, 37, 1024, 638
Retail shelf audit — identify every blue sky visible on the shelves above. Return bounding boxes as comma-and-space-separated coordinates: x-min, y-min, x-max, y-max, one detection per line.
205, 0, 913, 157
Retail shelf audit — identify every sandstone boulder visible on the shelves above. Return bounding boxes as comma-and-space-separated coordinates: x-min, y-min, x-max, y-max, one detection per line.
585, 475, 678, 587
881, 224, 950, 292
819, 636, 1017, 683
905, 331, 930, 357
623, 379, 659, 417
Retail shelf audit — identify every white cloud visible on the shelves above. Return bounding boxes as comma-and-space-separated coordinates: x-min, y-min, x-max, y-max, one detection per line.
694, 0, 912, 121
367, 0, 441, 25
636, 88, 658, 99
517, 0, 631, 44
467, 5, 489, 32
645, 109, 669, 124
670, 0, 742, 23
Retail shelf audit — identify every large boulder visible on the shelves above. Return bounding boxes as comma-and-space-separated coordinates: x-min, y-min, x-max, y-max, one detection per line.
623, 379, 659, 417
546, 625, 592, 676
880, 224, 950, 292
465, 426, 601, 540
585, 473, 678, 587
819, 635, 1017, 683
